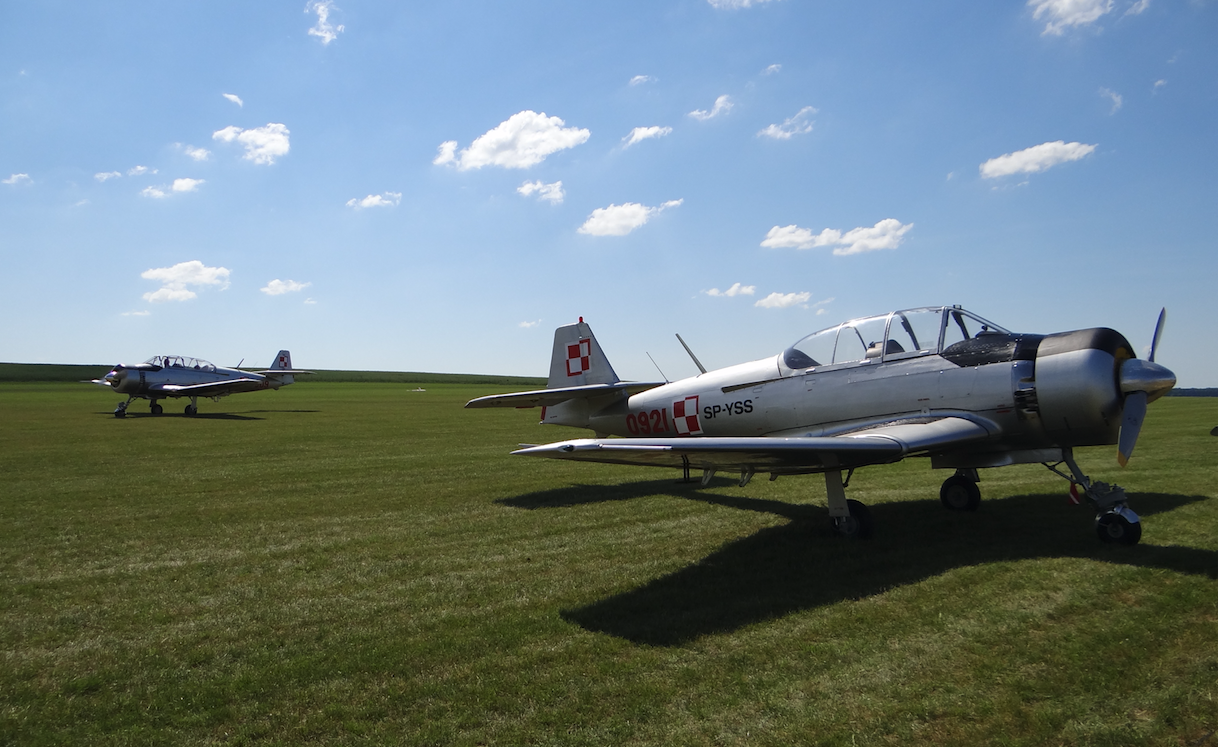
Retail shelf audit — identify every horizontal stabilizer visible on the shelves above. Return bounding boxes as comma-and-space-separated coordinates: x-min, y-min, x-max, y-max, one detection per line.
465, 381, 665, 409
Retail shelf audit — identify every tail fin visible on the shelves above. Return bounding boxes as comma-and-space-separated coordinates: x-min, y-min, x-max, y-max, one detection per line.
271, 350, 292, 370
548, 319, 620, 388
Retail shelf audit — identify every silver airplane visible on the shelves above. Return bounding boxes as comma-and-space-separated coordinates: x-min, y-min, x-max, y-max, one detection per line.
89, 350, 310, 417
467, 306, 1176, 546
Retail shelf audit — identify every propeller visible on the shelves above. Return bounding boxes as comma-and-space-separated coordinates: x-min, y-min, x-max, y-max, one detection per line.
1116, 308, 1174, 466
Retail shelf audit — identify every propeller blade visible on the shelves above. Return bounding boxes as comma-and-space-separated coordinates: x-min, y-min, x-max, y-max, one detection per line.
1118, 390, 1147, 467
1149, 308, 1165, 363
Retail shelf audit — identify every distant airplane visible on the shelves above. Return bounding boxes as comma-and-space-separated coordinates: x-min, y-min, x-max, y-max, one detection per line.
88, 350, 310, 417
468, 306, 1175, 546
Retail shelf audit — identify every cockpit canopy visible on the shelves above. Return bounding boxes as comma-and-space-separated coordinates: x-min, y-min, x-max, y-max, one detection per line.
783, 306, 1010, 371
145, 355, 216, 372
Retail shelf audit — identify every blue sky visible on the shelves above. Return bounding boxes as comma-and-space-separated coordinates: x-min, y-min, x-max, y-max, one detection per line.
2, 1, 1214, 386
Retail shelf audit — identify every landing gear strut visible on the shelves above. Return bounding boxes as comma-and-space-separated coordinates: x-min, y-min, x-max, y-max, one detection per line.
1046, 448, 1142, 546
184, 396, 198, 416
825, 468, 873, 539
114, 397, 135, 418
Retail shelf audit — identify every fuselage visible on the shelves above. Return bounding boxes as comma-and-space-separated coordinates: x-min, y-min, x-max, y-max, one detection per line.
103, 355, 277, 398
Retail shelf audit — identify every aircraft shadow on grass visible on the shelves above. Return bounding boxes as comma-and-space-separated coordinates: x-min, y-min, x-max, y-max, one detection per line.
499, 481, 1216, 646
95, 411, 264, 421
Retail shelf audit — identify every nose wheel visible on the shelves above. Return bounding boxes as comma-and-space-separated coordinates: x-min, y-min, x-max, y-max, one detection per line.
1096, 508, 1142, 545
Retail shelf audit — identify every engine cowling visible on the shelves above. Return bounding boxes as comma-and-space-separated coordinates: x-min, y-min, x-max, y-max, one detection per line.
1033, 328, 1134, 448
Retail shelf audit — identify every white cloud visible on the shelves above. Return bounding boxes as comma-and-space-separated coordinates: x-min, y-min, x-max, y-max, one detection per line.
517, 180, 565, 204
1153, 79, 1167, 92
141, 179, 204, 198
261, 279, 311, 296
1028, 0, 1113, 35
121, 310, 151, 317
95, 171, 122, 182
172, 178, 204, 193
304, 298, 317, 305
436, 111, 590, 170
346, 191, 402, 209
141, 186, 168, 199
213, 123, 291, 165
689, 95, 733, 121
979, 140, 1096, 178
622, 126, 673, 147
704, 283, 756, 297
223, 93, 244, 107
1124, 0, 1149, 15
763, 64, 782, 75
577, 199, 682, 237
181, 144, 211, 161
3, 173, 32, 185
127, 165, 155, 176
758, 106, 816, 139
762, 218, 914, 256
708, 0, 779, 8
755, 291, 811, 309
629, 75, 655, 86
1099, 87, 1123, 114
306, 0, 344, 44
519, 319, 542, 328
141, 260, 231, 303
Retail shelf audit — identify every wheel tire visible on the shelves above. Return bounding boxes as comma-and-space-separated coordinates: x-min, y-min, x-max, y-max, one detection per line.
114, 410, 126, 418
1096, 512, 1142, 545
940, 475, 981, 511
831, 499, 874, 540
151, 404, 163, 415
185, 405, 197, 416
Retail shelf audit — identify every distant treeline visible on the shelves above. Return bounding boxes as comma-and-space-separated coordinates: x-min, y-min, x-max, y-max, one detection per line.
0, 363, 545, 388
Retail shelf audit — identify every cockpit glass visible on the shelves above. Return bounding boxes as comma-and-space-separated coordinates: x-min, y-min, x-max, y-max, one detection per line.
144, 355, 215, 372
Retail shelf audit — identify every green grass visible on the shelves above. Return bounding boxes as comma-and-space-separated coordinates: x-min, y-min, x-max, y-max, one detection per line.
1, 383, 1215, 745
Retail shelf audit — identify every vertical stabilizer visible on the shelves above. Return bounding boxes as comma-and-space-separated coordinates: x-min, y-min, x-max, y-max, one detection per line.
547, 319, 620, 388
271, 350, 292, 370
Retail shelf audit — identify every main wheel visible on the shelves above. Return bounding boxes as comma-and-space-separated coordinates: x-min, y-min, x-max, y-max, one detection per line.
831, 499, 874, 540
151, 403, 163, 415
184, 404, 197, 416
1096, 511, 1142, 545
940, 475, 981, 511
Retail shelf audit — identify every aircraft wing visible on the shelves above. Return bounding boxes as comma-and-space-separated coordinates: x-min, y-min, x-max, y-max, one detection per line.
466, 381, 667, 409
510, 416, 993, 474
149, 378, 266, 398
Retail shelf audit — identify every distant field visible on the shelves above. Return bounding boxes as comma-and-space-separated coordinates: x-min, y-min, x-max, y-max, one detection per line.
1, 383, 1214, 745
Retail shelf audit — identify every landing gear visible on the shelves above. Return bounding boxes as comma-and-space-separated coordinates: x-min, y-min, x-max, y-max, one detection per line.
1096, 508, 1142, 545
184, 397, 198, 416
1045, 448, 1142, 546
831, 499, 873, 540
150, 402, 163, 415
940, 469, 981, 511
114, 397, 135, 418
824, 468, 873, 540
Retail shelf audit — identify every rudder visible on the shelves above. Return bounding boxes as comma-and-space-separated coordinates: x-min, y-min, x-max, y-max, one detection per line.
548, 319, 620, 388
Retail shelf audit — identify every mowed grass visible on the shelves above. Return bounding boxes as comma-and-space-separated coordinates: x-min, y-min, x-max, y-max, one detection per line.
1, 383, 1215, 746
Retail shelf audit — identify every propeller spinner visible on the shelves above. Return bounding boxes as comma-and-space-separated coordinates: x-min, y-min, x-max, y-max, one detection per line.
1116, 309, 1175, 466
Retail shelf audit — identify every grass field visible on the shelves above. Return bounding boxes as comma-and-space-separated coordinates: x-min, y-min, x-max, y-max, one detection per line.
1, 381, 1215, 745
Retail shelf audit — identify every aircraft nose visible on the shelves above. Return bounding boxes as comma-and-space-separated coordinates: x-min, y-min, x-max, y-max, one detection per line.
1120, 358, 1175, 403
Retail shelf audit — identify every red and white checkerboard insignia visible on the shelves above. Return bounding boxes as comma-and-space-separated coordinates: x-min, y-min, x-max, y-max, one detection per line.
672, 395, 702, 436
566, 338, 592, 377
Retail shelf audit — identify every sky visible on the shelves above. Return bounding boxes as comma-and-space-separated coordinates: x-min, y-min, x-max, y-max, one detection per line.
2, 1, 1214, 386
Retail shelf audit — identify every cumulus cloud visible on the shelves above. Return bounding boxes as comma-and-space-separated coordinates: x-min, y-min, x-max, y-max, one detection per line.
519, 319, 542, 328
3, 173, 32, 185
172, 178, 204, 193
261, 279, 311, 296
578, 199, 682, 237
763, 64, 782, 75
762, 218, 914, 256
708, 0, 779, 8
1125, 0, 1150, 13
346, 191, 402, 209
629, 75, 656, 86
127, 165, 155, 176
141, 260, 230, 303
140, 178, 204, 199
95, 171, 122, 182
979, 140, 1096, 178
689, 95, 733, 121
212, 123, 291, 165
1029, 0, 1113, 35
758, 106, 817, 139
755, 291, 811, 309
435, 111, 590, 170
180, 144, 211, 161
306, 0, 344, 44
1153, 79, 1167, 92
1099, 87, 1123, 114
517, 180, 565, 204
121, 310, 151, 317
223, 93, 243, 107
623, 126, 673, 147
704, 283, 756, 297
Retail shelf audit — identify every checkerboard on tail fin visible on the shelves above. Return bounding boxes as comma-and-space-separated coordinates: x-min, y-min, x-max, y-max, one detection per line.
271, 350, 292, 370
547, 318, 621, 388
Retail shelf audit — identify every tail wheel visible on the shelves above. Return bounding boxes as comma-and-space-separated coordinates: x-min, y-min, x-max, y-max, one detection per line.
940, 475, 981, 511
